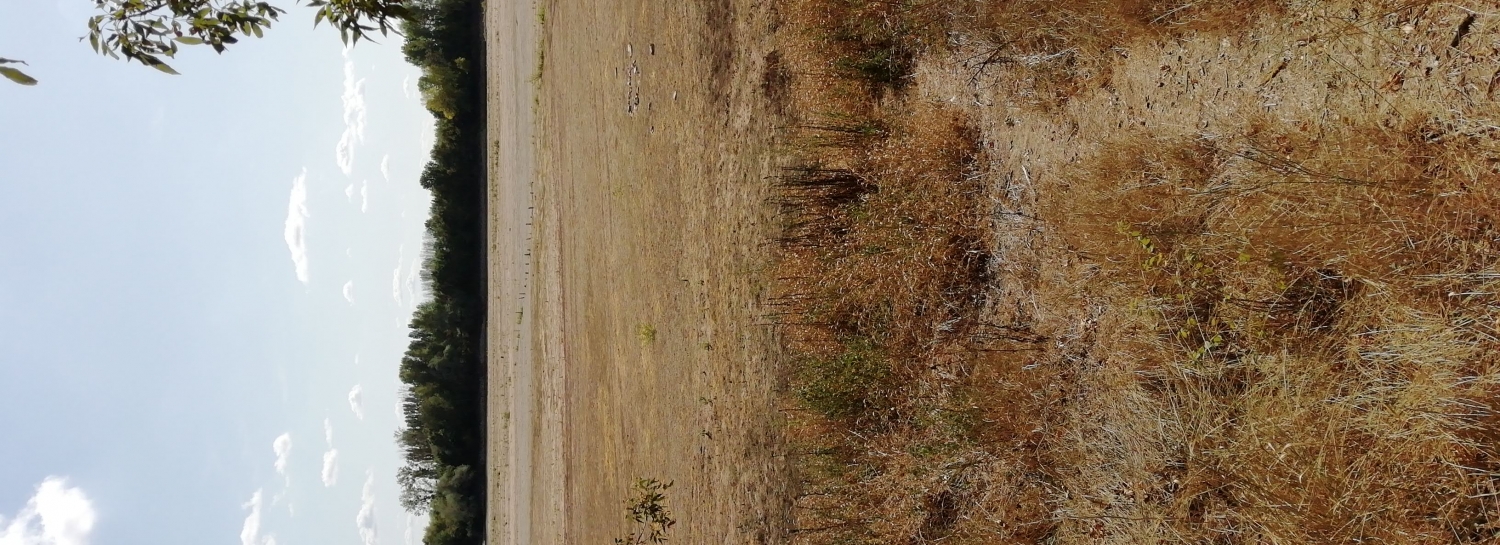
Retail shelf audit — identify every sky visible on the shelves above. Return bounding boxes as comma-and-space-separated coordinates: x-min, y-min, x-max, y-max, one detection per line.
0, 2, 436, 545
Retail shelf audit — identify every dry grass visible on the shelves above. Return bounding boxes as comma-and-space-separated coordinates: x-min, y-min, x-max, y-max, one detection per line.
768, 0, 1500, 543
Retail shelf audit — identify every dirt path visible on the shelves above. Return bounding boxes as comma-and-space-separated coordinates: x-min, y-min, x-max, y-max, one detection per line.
483, 0, 539, 542
487, 1, 790, 544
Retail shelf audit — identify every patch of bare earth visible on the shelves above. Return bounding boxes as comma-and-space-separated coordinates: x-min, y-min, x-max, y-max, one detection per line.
488, 0, 794, 544
771, 1, 1500, 543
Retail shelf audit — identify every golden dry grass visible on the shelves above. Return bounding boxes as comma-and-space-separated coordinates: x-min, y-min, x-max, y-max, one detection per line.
768, 0, 1500, 543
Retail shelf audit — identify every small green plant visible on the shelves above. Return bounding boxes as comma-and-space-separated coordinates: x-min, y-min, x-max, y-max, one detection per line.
796, 337, 891, 420
637, 324, 658, 345
613, 478, 676, 544
834, 45, 911, 89
530, 5, 547, 85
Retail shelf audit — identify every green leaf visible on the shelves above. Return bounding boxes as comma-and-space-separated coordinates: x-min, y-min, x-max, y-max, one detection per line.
0, 66, 38, 85
149, 61, 180, 75
175, 36, 204, 45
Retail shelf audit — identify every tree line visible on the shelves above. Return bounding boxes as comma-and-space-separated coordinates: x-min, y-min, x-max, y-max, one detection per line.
392, 1, 488, 545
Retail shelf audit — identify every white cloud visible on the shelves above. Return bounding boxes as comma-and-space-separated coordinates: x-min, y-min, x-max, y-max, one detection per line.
347, 385, 365, 420
320, 450, 340, 487
401, 76, 411, 99
342, 281, 355, 304
380, 155, 390, 181
320, 418, 339, 487
356, 471, 377, 545
345, 183, 355, 201
392, 265, 403, 305
0, 477, 95, 545
272, 433, 292, 478
360, 180, 369, 213
240, 490, 276, 545
283, 169, 310, 284
336, 48, 368, 176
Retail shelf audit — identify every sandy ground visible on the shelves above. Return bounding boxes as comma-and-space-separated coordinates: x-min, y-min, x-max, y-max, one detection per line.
483, 0, 538, 542
486, 0, 790, 544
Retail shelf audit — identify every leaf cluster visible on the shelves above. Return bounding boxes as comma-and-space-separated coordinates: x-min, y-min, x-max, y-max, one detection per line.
306, 0, 410, 45
83, 0, 408, 75
87, 0, 286, 74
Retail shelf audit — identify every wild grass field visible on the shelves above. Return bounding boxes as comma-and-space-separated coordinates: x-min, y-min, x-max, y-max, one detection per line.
768, 1, 1500, 542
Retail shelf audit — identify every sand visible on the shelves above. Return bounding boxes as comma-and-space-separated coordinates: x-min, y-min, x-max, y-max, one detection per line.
483, 0, 541, 542
485, 0, 790, 543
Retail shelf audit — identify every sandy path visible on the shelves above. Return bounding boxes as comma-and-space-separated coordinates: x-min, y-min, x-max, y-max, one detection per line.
489, 0, 789, 543
483, 0, 542, 542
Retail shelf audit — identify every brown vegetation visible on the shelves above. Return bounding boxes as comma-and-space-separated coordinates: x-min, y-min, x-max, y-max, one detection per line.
768, 0, 1500, 542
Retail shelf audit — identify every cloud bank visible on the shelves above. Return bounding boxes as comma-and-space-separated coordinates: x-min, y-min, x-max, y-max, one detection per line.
348, 385, 365, 420
335, 49, 368, 176
380, 155, 390, 181
272, 433, 292, 479
283, 169, 310, 284
0, 477, 96, 545
240, 490, 276, 545
360, 180, 369, 213
356, 472, 377, 545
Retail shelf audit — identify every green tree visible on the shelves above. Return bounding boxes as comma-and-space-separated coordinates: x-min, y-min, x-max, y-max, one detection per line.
396, 459, 439, 514
7, 0, 410, 84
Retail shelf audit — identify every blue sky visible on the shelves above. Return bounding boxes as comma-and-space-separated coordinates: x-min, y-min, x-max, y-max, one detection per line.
0, 1, 435, 545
